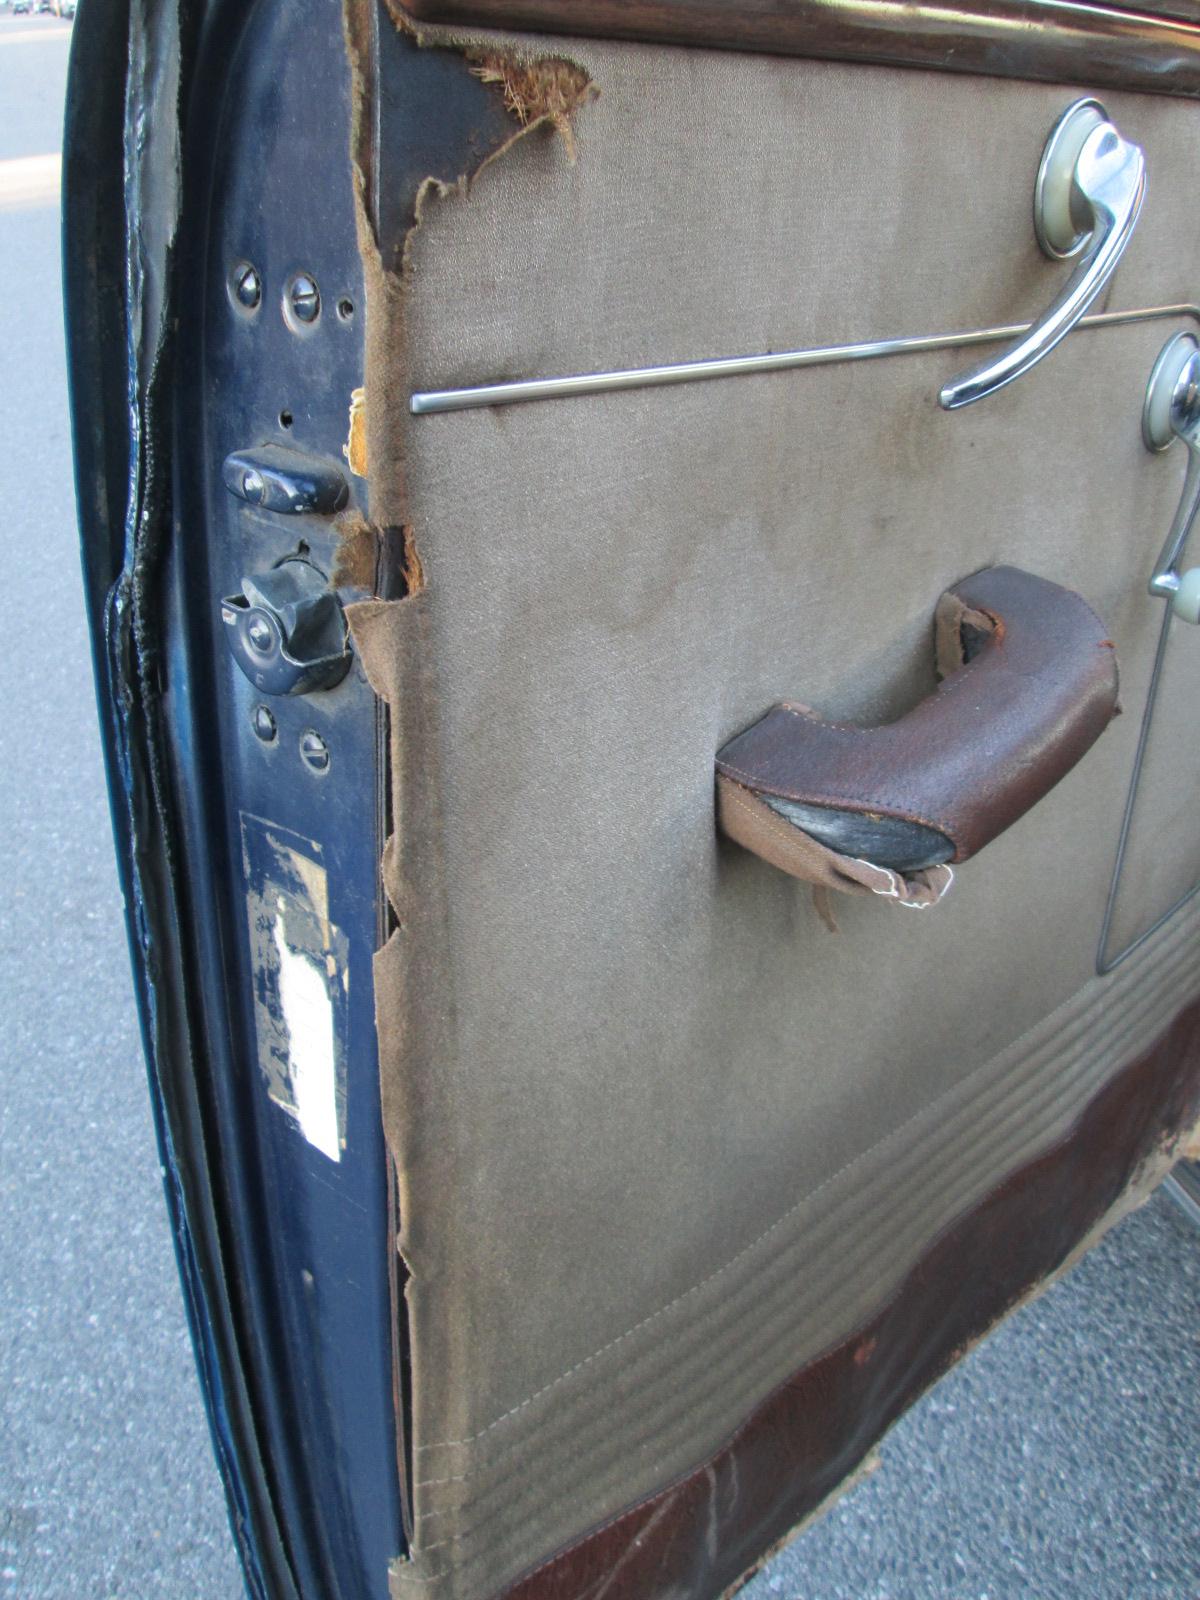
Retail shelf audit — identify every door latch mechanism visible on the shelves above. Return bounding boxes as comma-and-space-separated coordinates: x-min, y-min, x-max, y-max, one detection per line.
221, 557, 352, 694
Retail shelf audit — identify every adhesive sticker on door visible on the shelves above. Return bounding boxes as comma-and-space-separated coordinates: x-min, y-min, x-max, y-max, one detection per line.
241, 813, 349, 1161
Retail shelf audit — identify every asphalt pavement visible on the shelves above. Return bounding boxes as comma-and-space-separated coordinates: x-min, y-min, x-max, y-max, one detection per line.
0, 18, 244, 1599
1, 19, 1198, 1600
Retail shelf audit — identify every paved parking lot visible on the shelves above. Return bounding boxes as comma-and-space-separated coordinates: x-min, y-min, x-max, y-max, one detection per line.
1, 17, 1197, 1599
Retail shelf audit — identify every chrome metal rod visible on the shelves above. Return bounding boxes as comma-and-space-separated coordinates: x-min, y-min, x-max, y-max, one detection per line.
409, 304, 1200, 417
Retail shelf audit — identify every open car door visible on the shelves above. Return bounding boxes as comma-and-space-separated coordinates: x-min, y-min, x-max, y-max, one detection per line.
64, 1, 1200, 1596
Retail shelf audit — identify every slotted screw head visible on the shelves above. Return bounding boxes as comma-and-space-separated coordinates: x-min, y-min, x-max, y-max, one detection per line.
299, 730, 331, 774
288, 273, 321, 325
232, 262, 261, 310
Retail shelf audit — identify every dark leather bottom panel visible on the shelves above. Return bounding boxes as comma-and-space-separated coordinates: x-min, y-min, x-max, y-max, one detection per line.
502, 996, 1200, 1600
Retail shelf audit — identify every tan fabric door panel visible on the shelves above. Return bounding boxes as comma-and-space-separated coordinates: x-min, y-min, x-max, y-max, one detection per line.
398, 55, 1200, 388
1102, 613, 1200, 964
353, 26, 1200, 1598
391, 325, 1184, 1416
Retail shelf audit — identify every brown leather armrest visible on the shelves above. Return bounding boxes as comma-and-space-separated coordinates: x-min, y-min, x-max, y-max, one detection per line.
716, 566, 1120, 868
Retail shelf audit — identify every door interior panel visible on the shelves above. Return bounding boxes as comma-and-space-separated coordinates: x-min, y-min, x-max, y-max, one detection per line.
338, 18, 1200, 1598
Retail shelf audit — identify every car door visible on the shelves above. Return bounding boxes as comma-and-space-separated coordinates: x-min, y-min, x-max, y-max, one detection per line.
64, 2, 1200, 1597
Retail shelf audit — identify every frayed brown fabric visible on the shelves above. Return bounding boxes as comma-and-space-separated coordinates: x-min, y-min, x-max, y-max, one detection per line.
398, 524, 426, 595
332, 509, 379, 591
381, 0, 596, 168
341, 9, 597, 1587
333, 515, 426, 598
470, 54, 593, 161
716, 775, 954, 929
345, 594, 468, 1593
342, 0, 596, 567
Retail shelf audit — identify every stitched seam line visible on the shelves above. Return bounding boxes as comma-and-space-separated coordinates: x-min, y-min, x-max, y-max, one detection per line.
722, 784, 851, 862
413, 932, 1184, 1497
413, 894, 1192, 1457
437, 951, 1184, 1584
407, 933, 1200, 1575
413, 941, 1199, 1556
719, 786, 901, 896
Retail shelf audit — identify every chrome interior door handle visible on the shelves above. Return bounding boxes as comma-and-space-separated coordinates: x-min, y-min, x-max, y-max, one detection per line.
940, 100, 1146, 411
1142, 332, 1200, 622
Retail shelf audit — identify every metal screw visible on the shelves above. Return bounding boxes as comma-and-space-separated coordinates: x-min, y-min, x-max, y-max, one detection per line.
231, 262, 261, 311
299, 730, 331, 775
287, 273, 321, 326
247, 611, 277, 656
252, 704, 277, 744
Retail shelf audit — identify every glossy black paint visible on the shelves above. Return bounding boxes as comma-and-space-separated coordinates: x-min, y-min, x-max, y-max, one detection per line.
66, 0, 415, 1594
65, 0, 532, 1591
64, 0, 289, 1591
166, 0, 403, 1592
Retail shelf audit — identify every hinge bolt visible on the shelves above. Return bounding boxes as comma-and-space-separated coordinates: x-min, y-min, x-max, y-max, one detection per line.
288, 273, 321, 326
231, 261, 262, 311
299, 729, 331, 774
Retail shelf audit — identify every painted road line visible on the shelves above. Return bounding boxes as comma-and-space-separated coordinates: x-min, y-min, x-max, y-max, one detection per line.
0, 152, 61, 211
0, 27, 73, 45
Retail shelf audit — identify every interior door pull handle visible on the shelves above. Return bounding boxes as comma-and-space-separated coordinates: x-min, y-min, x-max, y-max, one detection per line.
716, 568, 1120, 906
939, 100, 1146, 411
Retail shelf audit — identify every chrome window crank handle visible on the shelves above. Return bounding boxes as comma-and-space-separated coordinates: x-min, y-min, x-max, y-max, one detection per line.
940, 100, 1146, 411
1142, 333, 1200, 623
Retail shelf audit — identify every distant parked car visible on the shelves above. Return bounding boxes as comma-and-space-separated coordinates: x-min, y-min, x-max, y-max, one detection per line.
11, 1, 32, 15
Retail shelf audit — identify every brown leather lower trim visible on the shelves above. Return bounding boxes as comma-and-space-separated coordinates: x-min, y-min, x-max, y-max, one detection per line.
502, 995, 1200, 1600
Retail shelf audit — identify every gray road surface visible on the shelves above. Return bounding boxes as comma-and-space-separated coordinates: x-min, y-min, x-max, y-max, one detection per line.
1, 19, 1197, 1600
0, 18, 244, 1600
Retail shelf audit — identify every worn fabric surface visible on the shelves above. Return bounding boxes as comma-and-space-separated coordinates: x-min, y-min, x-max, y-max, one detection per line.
349, 27, 1200, 1600
1102, 604, 1200, 964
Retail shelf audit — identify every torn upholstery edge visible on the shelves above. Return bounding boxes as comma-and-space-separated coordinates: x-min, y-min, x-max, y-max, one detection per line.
340, 0, 596, 538
715, 776, 955, 929
339, 0, 595, 1585
342, 592, 467, 1567
381, 0, 597, 171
